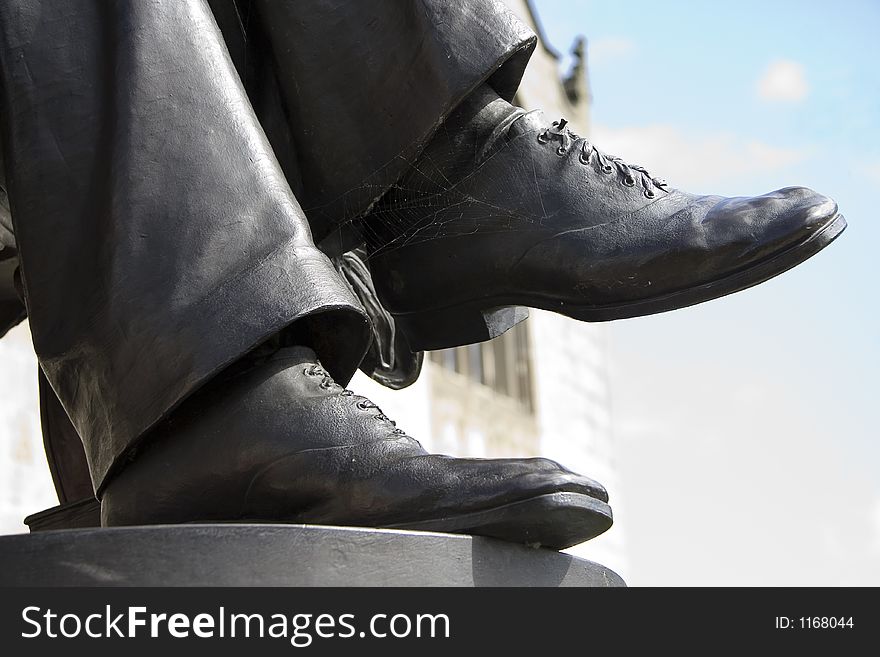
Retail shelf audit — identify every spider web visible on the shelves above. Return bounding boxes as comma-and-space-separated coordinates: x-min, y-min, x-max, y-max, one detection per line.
307, 113, 559, 262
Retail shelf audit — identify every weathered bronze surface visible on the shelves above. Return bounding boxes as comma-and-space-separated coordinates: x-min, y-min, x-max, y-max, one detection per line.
0, 1, 843, 555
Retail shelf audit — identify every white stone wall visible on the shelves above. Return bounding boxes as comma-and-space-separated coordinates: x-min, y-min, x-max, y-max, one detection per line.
529, 311, 625, 571
0, 322, 56, 533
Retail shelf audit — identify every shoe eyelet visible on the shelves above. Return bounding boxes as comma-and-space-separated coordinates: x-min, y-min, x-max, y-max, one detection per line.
578, 152, 590, 165
623, 176, 635, 187
644, 189, 656, 199
556, 146, 567, 156
356, 400, 370, 410
537, 132, 550, 144
601, 164, 614, 174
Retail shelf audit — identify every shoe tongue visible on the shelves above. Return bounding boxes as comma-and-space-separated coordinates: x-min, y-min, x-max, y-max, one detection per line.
478, 109, 547, 162
505, 109, 550, 138
270, 345, 319, 365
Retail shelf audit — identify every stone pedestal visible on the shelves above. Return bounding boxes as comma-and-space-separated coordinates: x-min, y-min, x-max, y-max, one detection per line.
0, 524, 624, 586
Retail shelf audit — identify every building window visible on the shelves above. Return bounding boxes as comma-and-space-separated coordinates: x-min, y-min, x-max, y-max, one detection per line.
429, 320, 534, 413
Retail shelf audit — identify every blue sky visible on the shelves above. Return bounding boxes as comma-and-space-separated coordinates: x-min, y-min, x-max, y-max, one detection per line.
534, 0, 880, 584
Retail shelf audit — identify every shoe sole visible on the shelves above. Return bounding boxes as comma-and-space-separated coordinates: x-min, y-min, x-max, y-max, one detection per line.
98, 492, 611, 551
387, 491, 613, 550
395, 213, 847, 350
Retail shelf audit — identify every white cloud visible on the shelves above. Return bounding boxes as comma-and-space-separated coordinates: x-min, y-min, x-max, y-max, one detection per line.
588, 37, 636, 67
590, 123, 811, 190
757, 59, 810, 103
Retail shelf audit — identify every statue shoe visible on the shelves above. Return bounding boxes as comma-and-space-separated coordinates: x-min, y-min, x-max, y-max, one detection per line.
363, 110, 846, 350
101, 346, 612, 549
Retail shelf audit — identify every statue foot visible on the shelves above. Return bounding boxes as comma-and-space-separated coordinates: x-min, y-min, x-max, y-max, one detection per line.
100, 346, 612, 549
363, 104, 845, 350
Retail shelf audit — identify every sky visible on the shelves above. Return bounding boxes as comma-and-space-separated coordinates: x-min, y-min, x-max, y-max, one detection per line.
534, 0, 880, 585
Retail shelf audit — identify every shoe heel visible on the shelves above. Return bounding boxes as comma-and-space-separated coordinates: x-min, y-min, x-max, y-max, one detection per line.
394, 304, 529, 351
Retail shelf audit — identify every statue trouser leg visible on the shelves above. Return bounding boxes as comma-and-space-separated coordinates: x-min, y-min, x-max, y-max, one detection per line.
0, 0, 373, 493
231, 0, 537, 256
0, 1, 613, 547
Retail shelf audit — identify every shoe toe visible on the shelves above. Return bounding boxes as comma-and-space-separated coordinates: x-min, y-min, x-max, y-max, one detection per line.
770, 186, 838, 230
532, 457, 609, 502
485, 456, 609, 503
788, 186, 839, 231
765, 186, 841, 258
706, 186, 839, 261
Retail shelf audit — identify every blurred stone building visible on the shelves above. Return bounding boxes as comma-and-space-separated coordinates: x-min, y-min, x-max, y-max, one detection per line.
0, 0, 626, 575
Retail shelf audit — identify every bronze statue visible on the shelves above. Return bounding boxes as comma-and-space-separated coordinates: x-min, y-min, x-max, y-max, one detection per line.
0, 0, 844, 549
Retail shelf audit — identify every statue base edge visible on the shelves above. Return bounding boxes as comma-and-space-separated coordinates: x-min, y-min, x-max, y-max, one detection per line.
0, 523, 625, 587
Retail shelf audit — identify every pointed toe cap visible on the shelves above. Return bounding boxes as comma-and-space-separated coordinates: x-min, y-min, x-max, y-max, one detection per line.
779, 186, 840, 231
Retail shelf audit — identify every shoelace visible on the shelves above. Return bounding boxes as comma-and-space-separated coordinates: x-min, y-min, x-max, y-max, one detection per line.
538, 118, 668, 198
304, 364, 407, 435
